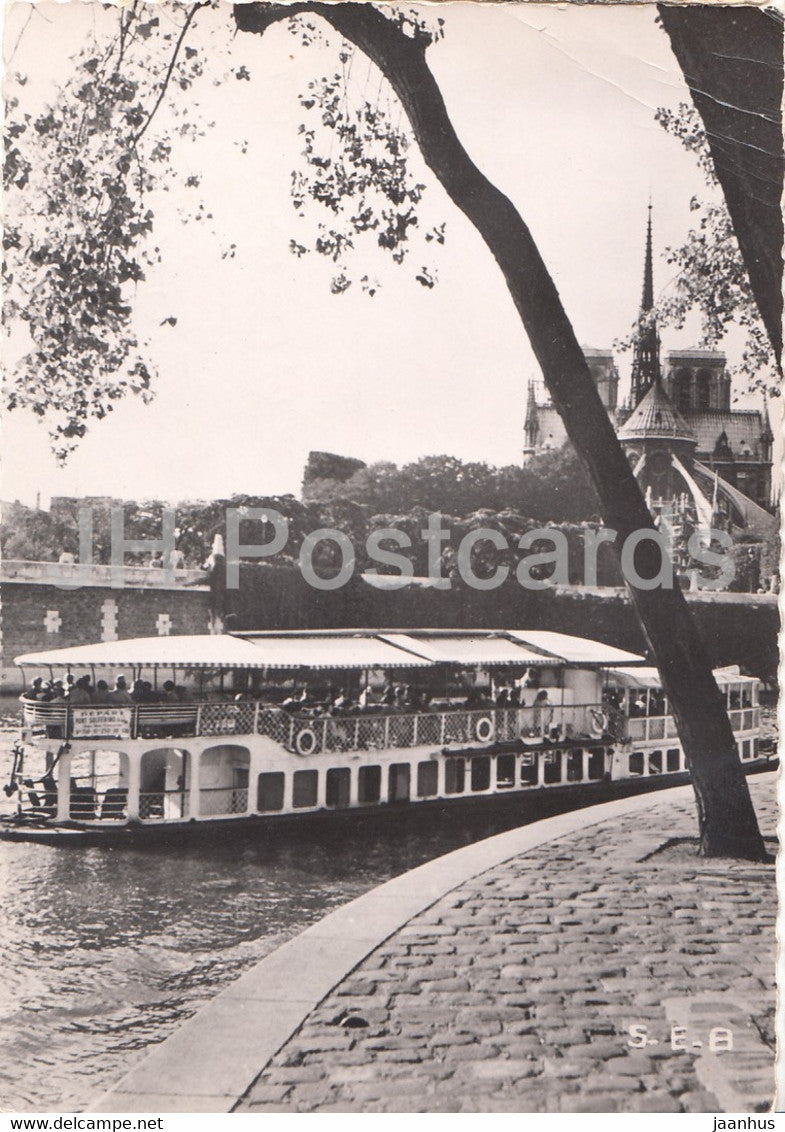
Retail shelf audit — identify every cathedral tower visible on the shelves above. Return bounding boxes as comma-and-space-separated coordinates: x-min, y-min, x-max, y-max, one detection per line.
629, 202, 661, 406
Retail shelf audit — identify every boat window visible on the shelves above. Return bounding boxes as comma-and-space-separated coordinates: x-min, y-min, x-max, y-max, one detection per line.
648, 750, 663, 775
470, 757, 491, 792
587, 747, 605, 780
68, 749, 130, 821
358, 765, 381, 804
388, 763, 411, 803
520, 753, 538, 787
496, 754, 516, 789
292, 769, 318, 808
629, 752, 644, 776
729, 688, 742, 710
666, 748, 681, 772
141, 747, 189, 820
326, 767, 351, 808
742, 739, 751, 760
257, 772, 285, 812
444, 757, 465, 795
417, 761, 438, 798
741, 686, 752, 708
566, 750, 583, 781
200, 745, 250, 816
753, 738, 760, 759
543, 750, 561, 785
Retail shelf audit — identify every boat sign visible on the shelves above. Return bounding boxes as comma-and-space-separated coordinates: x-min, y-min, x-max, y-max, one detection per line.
71, 707, 133, 739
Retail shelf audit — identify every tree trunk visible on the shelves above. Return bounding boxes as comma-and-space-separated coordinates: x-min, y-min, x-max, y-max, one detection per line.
235, 2, 768, 859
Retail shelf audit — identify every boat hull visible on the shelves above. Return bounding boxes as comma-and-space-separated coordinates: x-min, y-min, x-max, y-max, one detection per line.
0, 757, 775, 846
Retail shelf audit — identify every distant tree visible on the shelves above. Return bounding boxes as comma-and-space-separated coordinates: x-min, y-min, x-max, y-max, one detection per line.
519, 446, 601, 524
303, 460, 404, 512
302, 451, 367, 488
304, 446, 600, 524
0, 503, 72, 561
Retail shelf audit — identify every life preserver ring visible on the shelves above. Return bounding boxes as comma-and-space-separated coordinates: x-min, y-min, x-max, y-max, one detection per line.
294, 727, 318, 756
590, 709, 609, 738
475, 716, 495, 744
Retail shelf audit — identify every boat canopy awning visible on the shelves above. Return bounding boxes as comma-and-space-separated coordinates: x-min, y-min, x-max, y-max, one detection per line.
607, 665, 755, 688
15, 629, 654, 674
238, 634, 432, 669
605, 667, 664, 689
14, 635, 267, 669
709, 666, 758, 686
508, 631, 646, 667
379, 633, 552, 666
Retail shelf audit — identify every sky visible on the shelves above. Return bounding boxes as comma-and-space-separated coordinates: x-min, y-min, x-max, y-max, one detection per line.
2, 1, 776, 507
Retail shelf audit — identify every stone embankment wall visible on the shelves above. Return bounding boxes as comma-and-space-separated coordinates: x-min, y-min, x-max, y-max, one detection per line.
1, 562, 210, 690
1, 561, 778, 691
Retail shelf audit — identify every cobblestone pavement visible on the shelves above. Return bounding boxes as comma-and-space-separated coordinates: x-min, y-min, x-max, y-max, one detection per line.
237, 778, 777, 1113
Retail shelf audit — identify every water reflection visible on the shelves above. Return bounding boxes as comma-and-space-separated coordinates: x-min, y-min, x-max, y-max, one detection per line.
0, 798, 557, 1112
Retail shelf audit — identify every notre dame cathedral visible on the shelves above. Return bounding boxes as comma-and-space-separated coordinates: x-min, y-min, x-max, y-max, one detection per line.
522, 206, 776, 545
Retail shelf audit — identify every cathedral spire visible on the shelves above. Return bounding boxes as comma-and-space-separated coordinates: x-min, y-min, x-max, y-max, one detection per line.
642, 198, 654, 313
630, 200, 661, 407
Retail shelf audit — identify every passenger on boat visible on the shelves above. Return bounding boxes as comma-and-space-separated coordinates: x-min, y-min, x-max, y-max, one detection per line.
108, 677, 133, 704
21, 678, 44, 702
131, 680, 154, 703
39, 679, 63, 704
66, 677, 92, 705
92, 680, 111, 704
630, 694, 647, 718
532, 689, 553, 736
162, 680, 179, 703
524, 668, 541, 689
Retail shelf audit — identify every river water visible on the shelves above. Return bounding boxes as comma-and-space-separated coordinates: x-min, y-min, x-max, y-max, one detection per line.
1, 811, 504, 1112
0, 703, 560, 1113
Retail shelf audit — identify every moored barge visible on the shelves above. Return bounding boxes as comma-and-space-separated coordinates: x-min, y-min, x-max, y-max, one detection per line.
1, 629, 768, 843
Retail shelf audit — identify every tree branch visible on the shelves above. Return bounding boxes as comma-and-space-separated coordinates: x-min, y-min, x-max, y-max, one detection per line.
132, 1, 208, 149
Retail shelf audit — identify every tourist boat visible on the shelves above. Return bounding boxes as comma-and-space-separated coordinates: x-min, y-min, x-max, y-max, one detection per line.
0, 629, 769, 843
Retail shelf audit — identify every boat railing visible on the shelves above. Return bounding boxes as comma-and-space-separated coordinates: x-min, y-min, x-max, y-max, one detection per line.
139, 788, 188, 821
626, 706, 758, 743
20, 698, 628, 751
265, 703, 626, 756
198, 785, 249, 816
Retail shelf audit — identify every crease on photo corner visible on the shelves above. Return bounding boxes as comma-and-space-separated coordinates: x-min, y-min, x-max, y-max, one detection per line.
777, 413, 784, 1111
18, 1, 777, 10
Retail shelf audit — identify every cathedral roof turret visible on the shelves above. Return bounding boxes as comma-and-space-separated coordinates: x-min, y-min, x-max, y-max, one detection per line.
617, 380, 696, 444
